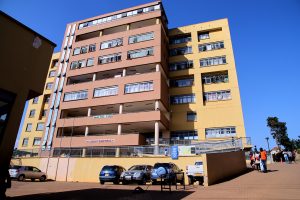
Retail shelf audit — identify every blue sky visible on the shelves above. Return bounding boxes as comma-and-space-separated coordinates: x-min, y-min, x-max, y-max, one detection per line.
1, 0, 300, 149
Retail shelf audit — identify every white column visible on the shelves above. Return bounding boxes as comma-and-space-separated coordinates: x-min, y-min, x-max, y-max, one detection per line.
82, 148, 86, 157
87, 108, 91, 117
126, 24, 130, 31
122, 69, 126, 77
155, 100, 159, 110
154, 121, 159, 155
119, 104, 123, 114
156, 64, 160, 72
117, 124, 122, 135
93, 73, 96, 81
85, 126, 89, 136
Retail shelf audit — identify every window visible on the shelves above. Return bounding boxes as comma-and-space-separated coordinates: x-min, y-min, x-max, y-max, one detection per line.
51, 59, 59, 68
98, 53, 121, 64
89, 44, 96, 52
170, 94, 195, 104
22, 138, 29, 147
169, 46, 192, 56
169, 60, 193, 71
94, 86, 118, 97
170, 35, 191, 44
80, 46, 88, 54
32, 97, 38, 104
33, 137, 41, 146
171, 130, 198, 141
170, 77, 194, 87
44, 96, 50, 103
204, 90, 231, 101
187, 112, 197, 121
205, 127, 236, 138
70, 60, 86, 70
73, 47, 80, 55
36, 123, 44, 131
199, 41, 224, 52
64, 90, 88, 102
200, 56, 226, 67
127, 47, 153, 59
128, 32, 154, 44
86, 58, 94, 67
202, 72, 229, 84
49, 70, 56, 77
29, 110, 35, 118
42, 109, 47, 117
198, 32, 209, 40
100, 38, 123, 49
125, 81, 153, 94
26, 123, 32, 132
46, 82, 53, 90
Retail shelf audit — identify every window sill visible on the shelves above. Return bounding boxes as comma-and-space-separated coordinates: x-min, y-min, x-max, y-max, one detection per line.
124, 89, 154, 95
199, 47, 225, 53
129, 38, 154, 45
100, 44, 123, 50
127, 54, 154, 60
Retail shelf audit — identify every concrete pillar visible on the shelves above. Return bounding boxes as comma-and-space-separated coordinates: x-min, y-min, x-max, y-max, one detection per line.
85, 126, 89, 136
122, 68, 126, 77
156, 64, 160, 72
154, 121, 159, 155
126, 24, 130, 31
99, 31, 103, 36
156, 18, 160, 25
155, 100, 159, 110
117, 124, 122, 135
82, 148, 86, 157
116, 147, 120, 157
93, 73, 96, 81
87, 108, 91, 117
119, 104, 123, 114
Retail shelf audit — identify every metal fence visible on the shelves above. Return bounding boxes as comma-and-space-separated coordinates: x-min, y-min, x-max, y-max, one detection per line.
12, 138, 249, 158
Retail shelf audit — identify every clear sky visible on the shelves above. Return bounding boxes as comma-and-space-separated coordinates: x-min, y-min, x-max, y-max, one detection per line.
1, 0, 300, 150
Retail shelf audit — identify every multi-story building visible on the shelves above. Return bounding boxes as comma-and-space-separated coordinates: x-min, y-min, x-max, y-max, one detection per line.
34, 0, 246, 155
17, 53, 60, 150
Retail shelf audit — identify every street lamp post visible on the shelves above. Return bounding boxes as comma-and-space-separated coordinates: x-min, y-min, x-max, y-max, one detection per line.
265, 137, 270, 153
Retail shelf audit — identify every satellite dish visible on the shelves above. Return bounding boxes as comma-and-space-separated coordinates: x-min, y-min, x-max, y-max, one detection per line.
156, 167, 167, 177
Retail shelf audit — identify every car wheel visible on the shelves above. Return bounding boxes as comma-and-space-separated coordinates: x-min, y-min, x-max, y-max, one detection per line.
39, 175, 46, 182
100, 181, 105, 185
113, 180, 120, 185
18, 175, 25, 181
188, 176, 194, 185
31, 178, 35, 182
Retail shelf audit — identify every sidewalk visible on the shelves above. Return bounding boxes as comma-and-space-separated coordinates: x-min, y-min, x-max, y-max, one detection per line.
7, 162, 300, 199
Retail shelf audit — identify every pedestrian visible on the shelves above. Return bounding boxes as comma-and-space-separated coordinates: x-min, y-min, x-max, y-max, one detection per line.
292, 150, 297, 163
249, 151, 255, 169
259, 148, 267, 173
254, 151, 260, 171
287, 150, 292, 163
283, 150, 289, 164
164, 147, 168, 156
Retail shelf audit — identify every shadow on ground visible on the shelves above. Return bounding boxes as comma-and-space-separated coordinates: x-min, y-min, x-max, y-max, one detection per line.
7, 188, 194, 200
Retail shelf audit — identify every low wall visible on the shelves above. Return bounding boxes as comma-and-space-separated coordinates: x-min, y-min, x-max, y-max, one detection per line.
204, 150, 247, 186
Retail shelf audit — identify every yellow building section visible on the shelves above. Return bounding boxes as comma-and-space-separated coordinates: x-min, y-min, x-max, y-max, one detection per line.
168, 19, 246, 141
18, 52, 60, 150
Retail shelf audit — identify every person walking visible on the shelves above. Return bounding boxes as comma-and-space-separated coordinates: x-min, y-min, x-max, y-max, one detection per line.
292, 149, 297, 163
254, 151, 260, 171
260, 148, 267, 173
283, 150, 289, 164
249, 151, 255, 169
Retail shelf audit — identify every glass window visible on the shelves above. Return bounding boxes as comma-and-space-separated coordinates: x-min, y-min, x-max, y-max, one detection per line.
78, 60, 86, 68
169, 46, 192, 56
128, 32, 154, 44
64, 90, 88, 102
124, 81, 153, 94
98, 53, 121, 64
202, 72, 229, 84
29, 110, 35, 118
36, 123, 44, 131
171, 130, 198, 141
127, 47, 153, 59
89, 44, 96, 52
170, 77, 194, 87
86, 58, 94, 67
199, 41, 224, 52
44, 96, 50, 104
187, 112, 197, 121
42, 109, 47, 117
73, 47, 80, 55
170, 35, 191, 44
26, 123, 32, 132
170, 94, 195, 104
46, 82, 53, 90
169, 60, 193, 71
22, 138, 29, 147
204, 90, 231, 101
198, 32, 209, 40
49, 70, 56, 77
200, 56, 226, 67
80, 46, 88, 54
33, 137, 41, 146
51, 59, 59, 68
94, 86, 118, 97
100, 38, 123, 49
32, 97, 39, 104
205, 127, 236, 138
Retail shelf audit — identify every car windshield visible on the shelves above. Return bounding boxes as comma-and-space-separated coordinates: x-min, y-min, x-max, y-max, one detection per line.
102, 166, 116, 171
128, 165, 145, 171
153, 163, 171, 169
10, 165, 21, 169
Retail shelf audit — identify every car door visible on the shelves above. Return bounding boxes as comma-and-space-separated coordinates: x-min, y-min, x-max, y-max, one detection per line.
25, 166, 34, 178
32, 167, 42, 179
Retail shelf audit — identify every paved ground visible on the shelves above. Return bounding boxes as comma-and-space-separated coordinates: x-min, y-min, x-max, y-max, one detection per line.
6, 162, 300, 200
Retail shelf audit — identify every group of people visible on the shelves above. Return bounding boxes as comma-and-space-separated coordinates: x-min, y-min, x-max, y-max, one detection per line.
249, 147, 268, 173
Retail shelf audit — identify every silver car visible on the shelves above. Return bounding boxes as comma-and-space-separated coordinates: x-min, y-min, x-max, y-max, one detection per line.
9, 165, 47, 182
120, 165, 153, 185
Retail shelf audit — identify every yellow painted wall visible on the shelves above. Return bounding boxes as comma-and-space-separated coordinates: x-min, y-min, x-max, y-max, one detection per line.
168, 19, 246, 140
18, 52, 60, 150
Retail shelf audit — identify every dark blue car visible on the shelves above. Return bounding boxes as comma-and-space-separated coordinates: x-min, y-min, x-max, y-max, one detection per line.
99, 165, 126, 185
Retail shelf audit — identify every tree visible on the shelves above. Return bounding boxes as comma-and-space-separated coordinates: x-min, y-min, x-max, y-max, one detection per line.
266, 117, 290, 149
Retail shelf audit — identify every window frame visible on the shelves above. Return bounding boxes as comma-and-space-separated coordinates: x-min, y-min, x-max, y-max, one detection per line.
25, 123, 32, 132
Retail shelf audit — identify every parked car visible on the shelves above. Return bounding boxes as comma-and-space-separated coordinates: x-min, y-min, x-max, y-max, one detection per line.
9, 165, 47, 182
151, 162, 184, 185
186, 161, 204, 185
99, 165, 126, 185
120, 165, 153, 185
